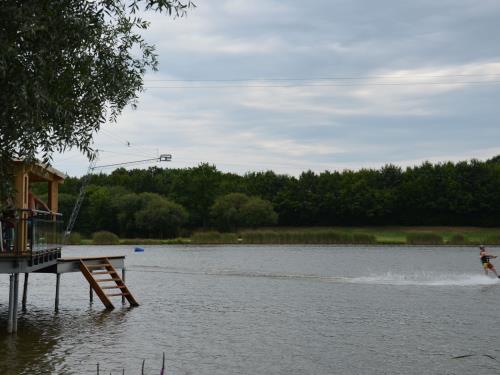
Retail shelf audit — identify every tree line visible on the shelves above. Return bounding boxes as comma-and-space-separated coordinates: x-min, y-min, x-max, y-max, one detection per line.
51, 156, 500, 238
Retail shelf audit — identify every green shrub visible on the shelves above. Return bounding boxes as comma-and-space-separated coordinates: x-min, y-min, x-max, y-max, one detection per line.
483, 235, 500, 245
92, 231, 120, 245
447, 234, 468, 245
406, 233, 443, 245
66, 232, 82, 245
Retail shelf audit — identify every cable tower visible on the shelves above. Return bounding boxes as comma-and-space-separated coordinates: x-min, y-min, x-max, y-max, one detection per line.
64, 154, 99, 240
63, 153, 172, 241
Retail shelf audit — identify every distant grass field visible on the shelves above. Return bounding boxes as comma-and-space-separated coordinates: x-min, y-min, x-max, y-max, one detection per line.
73, 226, 500, 246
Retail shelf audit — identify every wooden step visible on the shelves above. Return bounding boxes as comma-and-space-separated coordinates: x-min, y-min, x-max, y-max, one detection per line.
101, 285, 126, 290
95, 278, 121, 282
79, 258, 139, 309
79, 262, 114, 309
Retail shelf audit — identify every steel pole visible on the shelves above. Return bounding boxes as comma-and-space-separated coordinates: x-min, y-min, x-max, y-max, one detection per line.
13, 273, 19, 333
7, 274, 14, 333
55, 273, 61, 312
22, 273, 29, 312
121, 267, 126, 305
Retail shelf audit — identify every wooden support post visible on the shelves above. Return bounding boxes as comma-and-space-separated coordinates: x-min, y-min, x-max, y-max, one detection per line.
13, 273, 19, 333
22, 273, 29, 312
7, 274, 14, 333
121, 267, 126, 305
55, 273, 61, 312
90, 284, 93, 304
14, 169, 29, 255
0, 221, 3, 252
47, 181, 59, 215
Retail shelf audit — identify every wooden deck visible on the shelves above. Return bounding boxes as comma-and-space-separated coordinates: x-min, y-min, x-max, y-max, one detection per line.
0, 248, 61, 273
0, 254, 125, 274
2, 254, 136, 332
52, 255, 125, 274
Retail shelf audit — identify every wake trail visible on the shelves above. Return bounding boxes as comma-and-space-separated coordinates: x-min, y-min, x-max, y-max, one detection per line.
349, 272, 500, 286
129, 265, 500, 287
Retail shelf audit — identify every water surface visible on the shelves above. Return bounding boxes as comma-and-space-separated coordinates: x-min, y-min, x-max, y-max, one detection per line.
1, 245, 499, 374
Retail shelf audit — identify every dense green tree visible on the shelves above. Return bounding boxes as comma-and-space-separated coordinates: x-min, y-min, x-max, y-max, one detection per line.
85, 185, 129, 234
210, 193, 278, 231
169, 164, 223, 227
240, 197, 278, 228
57, 155, 500, 234
210, 193, 250, 231
243, 171, 288, 202
134, 194, 188, 238
0, 0, 194, 204
114, 193, 144, 237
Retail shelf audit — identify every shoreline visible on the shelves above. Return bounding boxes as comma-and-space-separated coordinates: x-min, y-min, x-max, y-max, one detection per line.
68, 226, 500, 246
70, 242, 492, 247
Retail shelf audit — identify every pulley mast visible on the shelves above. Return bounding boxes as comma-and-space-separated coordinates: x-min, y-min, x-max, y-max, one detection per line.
63, 153, 172, 240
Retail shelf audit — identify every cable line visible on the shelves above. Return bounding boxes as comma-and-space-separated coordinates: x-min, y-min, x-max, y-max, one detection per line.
144, 80, 500, 89
94, 155, 172, 170
145, 73, 500, 82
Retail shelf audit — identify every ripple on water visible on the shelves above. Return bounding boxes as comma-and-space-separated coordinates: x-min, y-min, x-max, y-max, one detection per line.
0, 245, 499, 375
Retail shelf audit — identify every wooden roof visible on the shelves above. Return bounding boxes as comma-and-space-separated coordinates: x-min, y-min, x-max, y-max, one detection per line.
13, 160, 66, 182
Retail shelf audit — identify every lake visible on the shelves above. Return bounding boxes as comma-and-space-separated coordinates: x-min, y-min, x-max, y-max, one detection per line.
1, 245, 500, 374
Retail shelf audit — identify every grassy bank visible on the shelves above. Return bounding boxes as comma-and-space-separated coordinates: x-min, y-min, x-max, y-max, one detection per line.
69, 226, 500, 246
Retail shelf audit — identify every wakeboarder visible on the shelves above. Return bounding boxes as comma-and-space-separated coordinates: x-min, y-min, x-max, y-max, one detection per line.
479, 245, 500, 278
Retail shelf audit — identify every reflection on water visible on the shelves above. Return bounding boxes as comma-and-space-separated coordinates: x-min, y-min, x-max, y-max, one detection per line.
0, 309, 69, 374
0, 307, 131, 374
0, 245, 499, 375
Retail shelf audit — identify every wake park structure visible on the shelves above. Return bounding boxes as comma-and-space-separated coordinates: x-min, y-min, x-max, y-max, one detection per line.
1, 161, 138, 334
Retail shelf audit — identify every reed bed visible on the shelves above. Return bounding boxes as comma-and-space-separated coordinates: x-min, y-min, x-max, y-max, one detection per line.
483, 235, 500, 245
240, 230, 376, 245
446, 234, 469, 245
406, 233, 444, 245
77, 227, 500, 246
190, 231, 239, 244
95, 352, 165, 374
120, 238, 189, 245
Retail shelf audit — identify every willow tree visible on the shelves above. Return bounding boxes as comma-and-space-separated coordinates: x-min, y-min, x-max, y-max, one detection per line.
0, 0, 194, 203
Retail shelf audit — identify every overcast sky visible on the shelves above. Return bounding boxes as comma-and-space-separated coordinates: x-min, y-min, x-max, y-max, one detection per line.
53, 0, 500, 177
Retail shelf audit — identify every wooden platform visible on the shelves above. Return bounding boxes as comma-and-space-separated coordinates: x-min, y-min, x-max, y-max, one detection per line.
0, 248, 61, 273
0, 254, 125, 274
38, 255, 125, 274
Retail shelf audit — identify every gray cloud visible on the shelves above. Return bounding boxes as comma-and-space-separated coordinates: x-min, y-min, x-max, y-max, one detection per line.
53, 0, 500, 177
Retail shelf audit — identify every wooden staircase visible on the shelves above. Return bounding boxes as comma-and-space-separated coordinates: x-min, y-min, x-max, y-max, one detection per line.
79, 258, 139, 309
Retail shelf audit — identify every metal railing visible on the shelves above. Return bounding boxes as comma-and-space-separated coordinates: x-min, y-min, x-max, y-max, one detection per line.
29, 210, 64, 252
1, 209, 63, 256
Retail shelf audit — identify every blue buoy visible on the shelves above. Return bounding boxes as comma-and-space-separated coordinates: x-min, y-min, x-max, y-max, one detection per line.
134, 247, 144, 252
